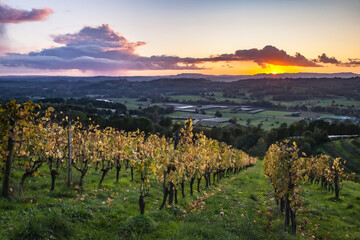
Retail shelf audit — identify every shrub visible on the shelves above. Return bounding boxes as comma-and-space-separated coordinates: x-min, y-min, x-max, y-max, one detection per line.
121, 215, 156, 235
12, 210, 74, 240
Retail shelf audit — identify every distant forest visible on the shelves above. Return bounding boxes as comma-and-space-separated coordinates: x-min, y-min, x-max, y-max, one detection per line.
1, 77, 360, 101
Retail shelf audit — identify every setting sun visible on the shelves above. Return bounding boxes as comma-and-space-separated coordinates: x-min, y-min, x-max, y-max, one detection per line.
264, 64, 287, 74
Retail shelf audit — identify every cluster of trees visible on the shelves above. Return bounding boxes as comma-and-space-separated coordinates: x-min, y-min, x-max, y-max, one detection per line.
39, 97, 126, 111
38, 97, 127, 120
198, 126, 265, 155
309, 105, 360, 118
129, 105, 174, 123
1, 101, 256, 215
264, 140, 347, 235
35, 99, 175, 138
230, 78, 360, 102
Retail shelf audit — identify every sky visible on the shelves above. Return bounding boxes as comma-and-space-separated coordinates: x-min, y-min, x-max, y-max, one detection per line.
0, 0, 359, 76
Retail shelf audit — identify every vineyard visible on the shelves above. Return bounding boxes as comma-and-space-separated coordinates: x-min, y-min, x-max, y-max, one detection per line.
263, 141, 351, 235
1, 101, 360, 239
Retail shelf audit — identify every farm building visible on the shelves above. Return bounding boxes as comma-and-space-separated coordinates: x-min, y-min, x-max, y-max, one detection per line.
163, 103, 197, 112
249, 109, 266, 114
171, 114, 231, 127
197, 105, 228, 110
285, 112, 301, 117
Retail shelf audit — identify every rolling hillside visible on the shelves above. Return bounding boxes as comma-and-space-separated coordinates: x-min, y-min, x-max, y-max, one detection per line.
315, 138, 360, 174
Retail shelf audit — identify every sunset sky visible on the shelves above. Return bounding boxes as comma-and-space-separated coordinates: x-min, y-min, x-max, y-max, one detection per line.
0, 0, 359, 76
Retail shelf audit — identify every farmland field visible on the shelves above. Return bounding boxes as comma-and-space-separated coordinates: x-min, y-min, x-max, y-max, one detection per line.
163, 95, 344, 130
110, 98, 155, 110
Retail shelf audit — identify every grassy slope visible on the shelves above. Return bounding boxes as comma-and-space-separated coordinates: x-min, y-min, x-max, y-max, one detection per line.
0, 162, 359, 239
315, 138, 360, 174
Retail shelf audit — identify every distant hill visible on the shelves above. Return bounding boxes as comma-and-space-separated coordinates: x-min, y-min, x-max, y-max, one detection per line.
1, 72, 359, 82
168, 72, 360, 82
1, 74, 360, 100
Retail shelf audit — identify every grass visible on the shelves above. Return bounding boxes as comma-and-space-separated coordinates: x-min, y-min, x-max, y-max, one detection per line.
299, 179, 360, 239
1, 161, 359, 239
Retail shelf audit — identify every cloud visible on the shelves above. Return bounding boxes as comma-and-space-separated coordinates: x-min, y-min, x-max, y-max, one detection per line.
0, 1, 53, 23
347, 58, 360, 65
0, 24, 358, 73
235, 46, 320, 67
0, 24, 4, 35
0, 24, 201, 72
191, 45, 320, 67
0, 24, 7, 55
52, 24, 145, 54
315, 54, 360, 67
0, 1, 53, 55
317, 53, 340, 64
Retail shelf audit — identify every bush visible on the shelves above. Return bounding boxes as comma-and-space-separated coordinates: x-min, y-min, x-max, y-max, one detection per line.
12, 210, 74, 240
167, 205, 184, 216
121, 215, 156, 235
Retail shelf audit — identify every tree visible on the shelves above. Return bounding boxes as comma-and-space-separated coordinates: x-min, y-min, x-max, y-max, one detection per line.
72, 122, 99, 187
264, 140, 305, 235
265, 129, 278, 147
127, 132, 157, 214
1, 101, 38, 199
17, 109, 55, 196
159, 117, 172, 127
215, 111, 222, 118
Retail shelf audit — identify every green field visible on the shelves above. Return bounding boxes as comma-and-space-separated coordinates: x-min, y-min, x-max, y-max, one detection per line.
156, 93, 349, 130
1, 161, 359, 239
167, 108, 338, 131
168, 95, 204, 102
168, 92, 250, 104
272, 97, 360, 108
107, 94, 356, 131
168, 92, 360, 110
